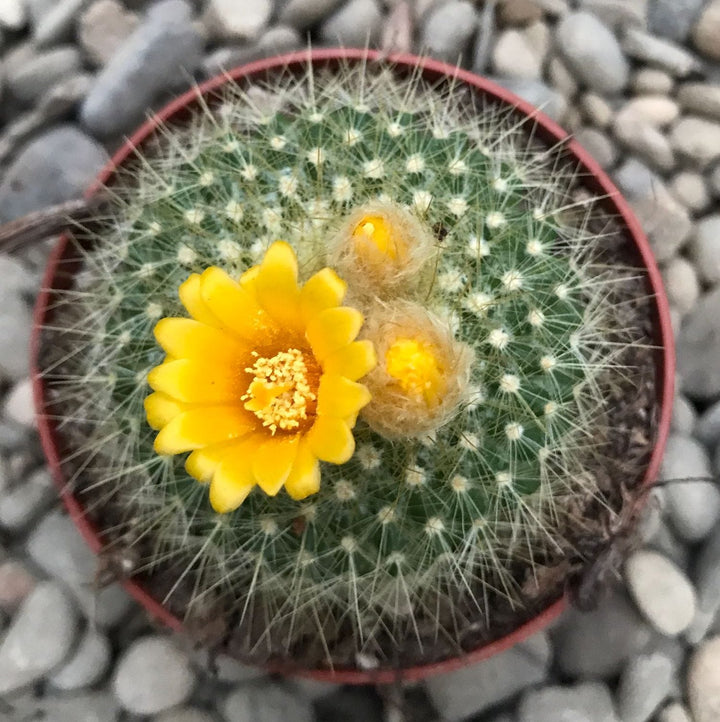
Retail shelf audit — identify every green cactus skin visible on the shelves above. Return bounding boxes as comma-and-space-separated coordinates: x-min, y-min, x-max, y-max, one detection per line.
42, 60, 646, 669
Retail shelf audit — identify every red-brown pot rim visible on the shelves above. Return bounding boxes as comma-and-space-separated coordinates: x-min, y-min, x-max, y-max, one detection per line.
30, 48, 676, 685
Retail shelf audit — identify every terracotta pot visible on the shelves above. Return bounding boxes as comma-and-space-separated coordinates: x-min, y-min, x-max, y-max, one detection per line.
31, 48, 675, 684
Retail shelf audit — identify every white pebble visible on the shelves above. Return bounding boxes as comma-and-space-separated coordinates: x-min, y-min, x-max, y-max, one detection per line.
625, 550, 697, 636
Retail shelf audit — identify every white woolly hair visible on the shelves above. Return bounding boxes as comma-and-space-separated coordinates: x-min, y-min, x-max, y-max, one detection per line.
360, 300, 474, 438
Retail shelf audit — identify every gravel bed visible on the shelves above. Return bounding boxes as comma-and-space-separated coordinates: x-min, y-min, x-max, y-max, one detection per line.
1, 0, 720, 720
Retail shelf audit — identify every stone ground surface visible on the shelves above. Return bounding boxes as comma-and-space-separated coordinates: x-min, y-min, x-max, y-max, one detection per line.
1, 0, 720, 720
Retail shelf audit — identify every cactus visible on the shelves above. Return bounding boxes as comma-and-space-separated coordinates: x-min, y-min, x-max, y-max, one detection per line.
41, 59, 647, 669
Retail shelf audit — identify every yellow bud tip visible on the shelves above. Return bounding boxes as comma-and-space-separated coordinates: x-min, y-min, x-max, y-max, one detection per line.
352, 215, 398, 260
385, 338, 444, 405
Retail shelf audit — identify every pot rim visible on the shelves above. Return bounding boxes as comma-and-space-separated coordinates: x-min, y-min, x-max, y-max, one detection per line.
30, 47, 675, 685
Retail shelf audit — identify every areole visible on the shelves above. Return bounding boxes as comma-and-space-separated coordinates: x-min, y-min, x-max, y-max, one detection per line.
30, 48, 675, 684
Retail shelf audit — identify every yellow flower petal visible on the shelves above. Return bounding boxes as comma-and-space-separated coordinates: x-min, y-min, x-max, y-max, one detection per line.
200, 267, 273, 341
299, 268, 347, 325
239, 265, 260, 295
153, 318, 247, 363
209, 440, 256, 513
284, 438, 321, 500
252, 434, 300, 496
144, 392, 186, 430
306, 416, 355, 464
185, 440, 241, 483
147, 358, 242, 404
317, 375, 371, 420
322, 340, 377, 381
254, 241, 303, 332
154, 406, 254, 454
305, 307, 364, 361
178, 274, 223, 328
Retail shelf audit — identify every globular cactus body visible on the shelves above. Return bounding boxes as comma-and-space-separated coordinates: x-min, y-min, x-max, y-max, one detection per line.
43, 59, 642, 669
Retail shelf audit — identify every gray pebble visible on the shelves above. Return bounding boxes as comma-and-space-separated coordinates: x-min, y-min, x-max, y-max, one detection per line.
678, 284, 720, 398
0, 124, 108, 222
688, 635, 720, 722
688, 524, 720, 643
614, 157, 660, 199
3, 377, 34, 427
0, 558, 37, 613
280, 0, 343, 30
50, 628, 111, 690
517, 681, 618, 722
290, 677, 339, 700
419, 1, 478, 63
320, 0, 383, 47
613, 107, 675, 172
579, 92, 614, 127
0, 582, 77, 694
670, 392, 697, 435
202, 26, 301, 76
646, 518, 691, 570
26, 509, 134, 627
690, 215, 720, 283
33, 0, 86, 47
0, 281, 31, 380
555, 12, 629, 94
547, 56, 577, 97
40, 691, 120, 722
625, 550, 697, 636
204, 0, 273, 41
663, 258, 700, 317
669, 171, 710, 213
6, 45, 80, 105
677, 83, 720, 121
623, 27, 702, 76
660, 435, 720, 539
552, 590, 653, 678
113, 636, 196, 715
577, 0, 645, 30
154, 709, 215, 722
670, 116, 720, 168
695, 399, 720, 447
0, 467, 53, 531
711, 163, 720, 198
617, 650, 675, 722
81, 0, 203, 138
492, 76, 567, 121
0, 73, 94, 166
223, 679, 315, 722
657, 703, 692, 722
79, 0, 140, 67
425, 631, 551, 721
0, 0, 27, 30
629, 182, 692, 262
648, 0, 705, 42
620, 95, 680, 127
574, 126, 617, 169
692, 0, 720, 61
492, 29, 543, 79
632, 68, 675, 95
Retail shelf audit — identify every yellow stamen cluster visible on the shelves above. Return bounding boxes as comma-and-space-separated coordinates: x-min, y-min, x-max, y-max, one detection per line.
385, 338, 443, 406
242, 348, 317, 434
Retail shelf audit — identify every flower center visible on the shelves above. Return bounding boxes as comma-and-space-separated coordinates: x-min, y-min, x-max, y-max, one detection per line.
242, 348, 319, 434
385, 338, 443, 405
353, 215, 400, 260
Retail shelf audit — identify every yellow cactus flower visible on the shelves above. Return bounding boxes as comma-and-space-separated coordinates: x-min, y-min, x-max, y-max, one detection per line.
144, 241, 376, 513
